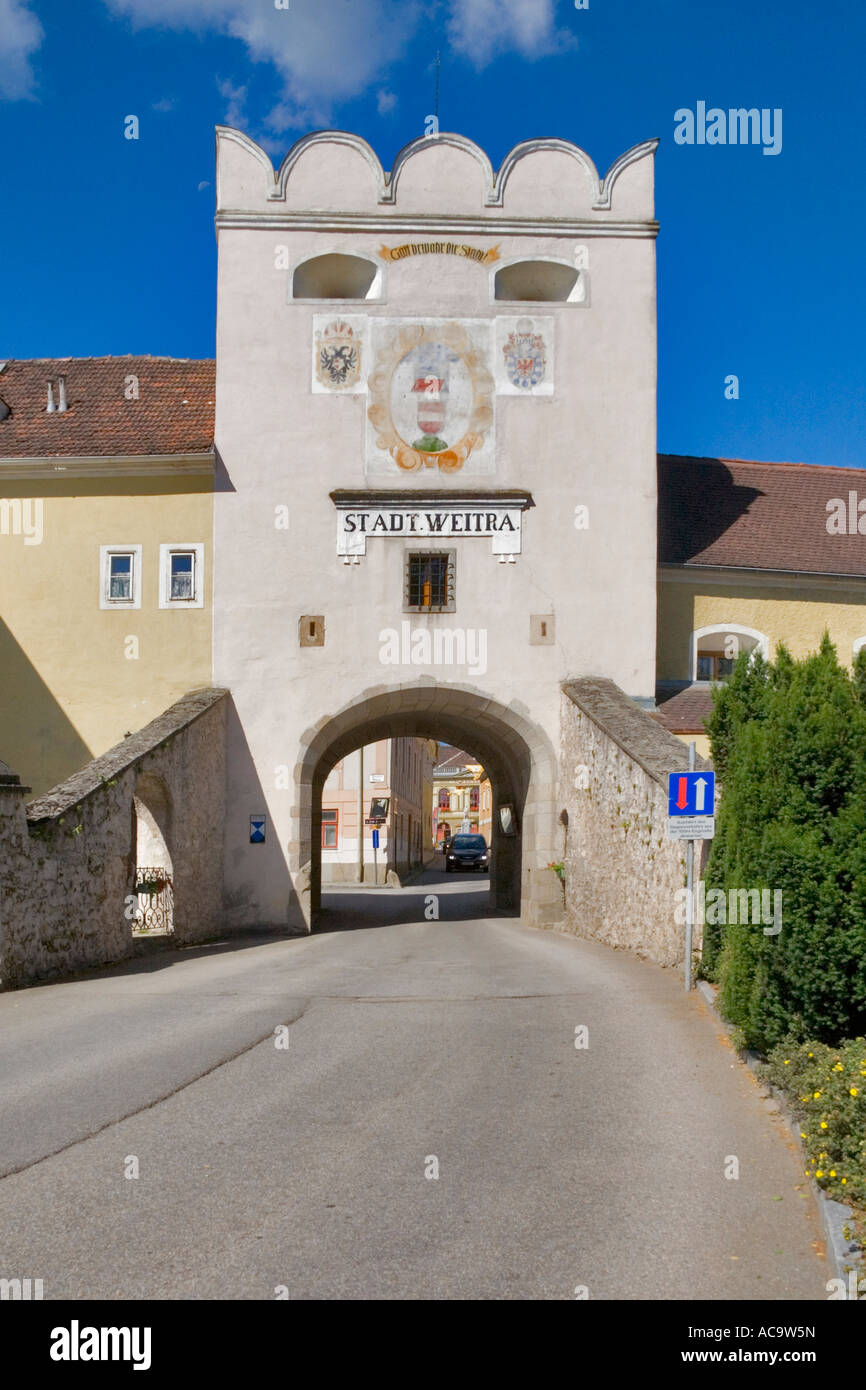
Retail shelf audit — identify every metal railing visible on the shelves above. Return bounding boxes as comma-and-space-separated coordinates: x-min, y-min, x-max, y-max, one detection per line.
131, 866, 174, 935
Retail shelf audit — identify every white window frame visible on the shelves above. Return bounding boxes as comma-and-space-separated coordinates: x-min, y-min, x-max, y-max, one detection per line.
100, 544, 142, 610
159, 543, 204, 609
690, 624, 769, 682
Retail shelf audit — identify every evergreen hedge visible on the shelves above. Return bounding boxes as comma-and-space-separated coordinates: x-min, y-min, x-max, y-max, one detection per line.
703, 636, 866, 1051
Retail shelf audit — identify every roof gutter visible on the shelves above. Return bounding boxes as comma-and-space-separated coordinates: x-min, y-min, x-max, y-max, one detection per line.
0, 451, 215, 480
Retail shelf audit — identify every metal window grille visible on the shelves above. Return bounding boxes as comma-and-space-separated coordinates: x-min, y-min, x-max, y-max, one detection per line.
405, 552, 454, 612
109, 554, 132, 601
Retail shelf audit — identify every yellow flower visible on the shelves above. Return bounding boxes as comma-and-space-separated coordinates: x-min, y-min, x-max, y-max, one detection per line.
813, 1091, 822, 1099
830, 1170, 836, 1177
816, 1170, 824, 1178
808, 1052, 814, 1057
842, 1178, 847, 1185
850, 1087, 859, 1097
800, 1132, 807, 1139
833, 1063, 844, 1072
820, 1121, 828, 1129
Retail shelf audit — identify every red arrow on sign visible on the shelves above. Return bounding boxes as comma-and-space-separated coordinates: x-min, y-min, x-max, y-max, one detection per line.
676, 777, 688, 809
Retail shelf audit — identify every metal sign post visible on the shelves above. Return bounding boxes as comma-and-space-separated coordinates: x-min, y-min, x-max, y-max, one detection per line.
372, 827, 379, 884
685, 741, 695, 993
667, 748, 715, 992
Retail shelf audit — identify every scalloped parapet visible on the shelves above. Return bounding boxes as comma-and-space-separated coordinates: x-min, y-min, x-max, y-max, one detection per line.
215, 127, 658, 223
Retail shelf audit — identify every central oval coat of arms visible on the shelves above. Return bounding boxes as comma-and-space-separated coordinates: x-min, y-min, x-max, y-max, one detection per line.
367, 322, 494, 472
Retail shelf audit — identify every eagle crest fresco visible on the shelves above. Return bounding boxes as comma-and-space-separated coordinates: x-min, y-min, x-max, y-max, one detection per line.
315, 320, 362, 390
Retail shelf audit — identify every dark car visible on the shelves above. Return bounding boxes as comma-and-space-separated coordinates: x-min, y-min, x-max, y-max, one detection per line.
445, 834, 489, 873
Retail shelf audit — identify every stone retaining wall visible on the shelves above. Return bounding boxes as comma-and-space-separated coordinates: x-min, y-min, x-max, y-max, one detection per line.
560, 678, 712, 967
0, 689, 228, 988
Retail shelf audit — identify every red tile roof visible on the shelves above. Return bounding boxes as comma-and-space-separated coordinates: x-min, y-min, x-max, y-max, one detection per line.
659, 454, 866, 578
435, 747, 484, 775
653, 686, 715, 734
0, 357, 215, 458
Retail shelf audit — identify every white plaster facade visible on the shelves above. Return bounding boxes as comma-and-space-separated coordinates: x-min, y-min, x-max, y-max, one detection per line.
212, 129, 659, 930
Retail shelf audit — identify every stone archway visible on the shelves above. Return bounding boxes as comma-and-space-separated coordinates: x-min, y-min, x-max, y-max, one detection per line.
289, 680, 561, 932
132, 771, 174, 935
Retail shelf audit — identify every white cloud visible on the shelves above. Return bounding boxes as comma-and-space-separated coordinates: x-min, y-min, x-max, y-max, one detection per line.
102, 0, 577, 134
446, 0, 577, 68
104, 0, 423, 129
0, 0, 44, 100
217, 77, 247, 130
197, 180, 210, 191
152, 96, 176, 112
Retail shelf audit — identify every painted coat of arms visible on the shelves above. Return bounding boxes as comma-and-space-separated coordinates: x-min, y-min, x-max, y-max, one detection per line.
315, 319, 362, 391
494, 316, 554, 396
367, 321, 495, 473
502, 318, 546, 389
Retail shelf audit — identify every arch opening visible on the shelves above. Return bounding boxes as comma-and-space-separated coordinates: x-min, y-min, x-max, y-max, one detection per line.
131, 772, 174, 936
291, 684, 561, 933
494, 259, 580, 303
292, 252, 380, 300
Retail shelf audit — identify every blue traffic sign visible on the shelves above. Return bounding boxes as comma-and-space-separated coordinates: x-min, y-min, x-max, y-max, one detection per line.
372, 829, 380, 850
250, 815, 266, 844
668, 770, 715, 817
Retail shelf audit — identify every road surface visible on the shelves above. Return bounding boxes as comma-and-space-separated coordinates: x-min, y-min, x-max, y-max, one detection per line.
0, 869, 828, 1299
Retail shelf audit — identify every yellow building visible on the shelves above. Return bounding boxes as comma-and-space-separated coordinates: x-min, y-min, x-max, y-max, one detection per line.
0, 357, 214, 795
432, 747, 493, 849
655, 455, 866, 757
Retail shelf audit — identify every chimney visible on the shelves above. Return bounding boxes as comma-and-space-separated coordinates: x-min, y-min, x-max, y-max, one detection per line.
46, 382, 56, 413
58, 376, 68, 412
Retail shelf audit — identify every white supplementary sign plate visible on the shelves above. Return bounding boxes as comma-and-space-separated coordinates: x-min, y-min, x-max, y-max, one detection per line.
667, 816, 715, 840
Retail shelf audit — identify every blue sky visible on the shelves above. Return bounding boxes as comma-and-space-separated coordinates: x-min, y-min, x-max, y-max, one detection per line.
1, 0, 864, 464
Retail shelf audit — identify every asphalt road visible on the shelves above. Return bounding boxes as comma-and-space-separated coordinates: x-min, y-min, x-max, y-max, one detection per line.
0, 868, 829, 1300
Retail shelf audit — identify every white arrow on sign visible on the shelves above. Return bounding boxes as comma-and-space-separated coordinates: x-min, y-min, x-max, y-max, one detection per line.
694, 777, 709, 812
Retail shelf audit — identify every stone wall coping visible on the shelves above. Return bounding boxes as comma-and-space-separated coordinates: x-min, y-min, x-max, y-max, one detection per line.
26, 688, 230, 823
0, 757, 24, 788
562, 677, 712, 790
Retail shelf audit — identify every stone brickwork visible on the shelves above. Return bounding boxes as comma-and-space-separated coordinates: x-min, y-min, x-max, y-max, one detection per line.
0, 689, 228, 988
560, 678, 712, 967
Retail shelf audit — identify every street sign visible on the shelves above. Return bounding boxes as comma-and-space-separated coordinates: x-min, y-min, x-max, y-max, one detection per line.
668, 770, 715, 817
365, 818, 385, 826
372, 829, 380, 850
250, 815, 266, 844
667, 815, 715, 840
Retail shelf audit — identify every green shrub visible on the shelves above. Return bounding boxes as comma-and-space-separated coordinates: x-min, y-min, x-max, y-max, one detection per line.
705, 636, 866, 1049
764, 1037, 866, 1207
